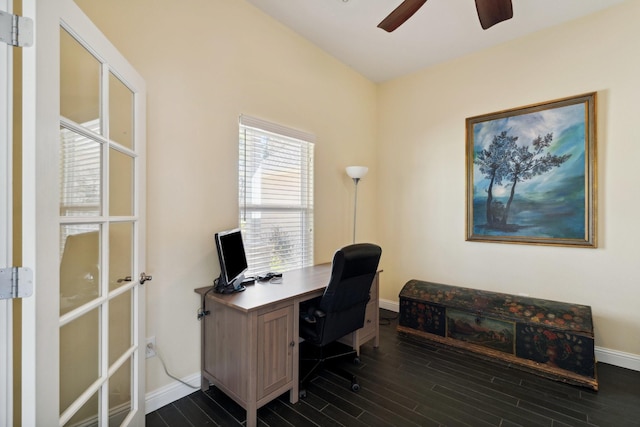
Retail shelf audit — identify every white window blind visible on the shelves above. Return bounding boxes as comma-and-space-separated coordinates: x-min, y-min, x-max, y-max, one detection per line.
59, 120, 102, 257
239, 115, 314, 275
60, 120, 101, 217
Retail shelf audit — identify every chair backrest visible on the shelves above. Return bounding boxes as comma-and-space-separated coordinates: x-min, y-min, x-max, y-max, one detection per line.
316, 243, 382, 344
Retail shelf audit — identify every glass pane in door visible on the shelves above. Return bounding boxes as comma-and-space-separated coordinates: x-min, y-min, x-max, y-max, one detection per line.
109, 289, 131, 365
108, 357, 132, 426
60, 308, 99, 414
109, 72, 134, 149
109, 222, 133, 291
59, 126, 102, 217
60, 27, 101, 130
60, 224, 101, 316
109, 148, 133, 216
63, 391, 98, 427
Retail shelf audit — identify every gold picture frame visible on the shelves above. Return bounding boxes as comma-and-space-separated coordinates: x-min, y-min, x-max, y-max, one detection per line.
466, 93, 597, 247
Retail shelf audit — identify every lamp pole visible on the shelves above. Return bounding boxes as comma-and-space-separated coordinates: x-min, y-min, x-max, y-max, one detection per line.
345, 166, 368, 244
352, 177, 360, 244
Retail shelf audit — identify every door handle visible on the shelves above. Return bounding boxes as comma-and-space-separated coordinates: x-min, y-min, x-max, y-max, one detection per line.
140, 272, 152, 284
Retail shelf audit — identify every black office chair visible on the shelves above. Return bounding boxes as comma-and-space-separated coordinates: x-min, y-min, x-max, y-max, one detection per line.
299, 243, 382, 397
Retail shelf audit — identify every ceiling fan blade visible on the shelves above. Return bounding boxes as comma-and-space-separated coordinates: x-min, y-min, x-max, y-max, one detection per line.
377, 0, 428, 33
475, 0, 513, 30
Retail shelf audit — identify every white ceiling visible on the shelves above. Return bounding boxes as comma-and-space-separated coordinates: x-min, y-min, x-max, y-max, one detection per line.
244, 0, 628, 83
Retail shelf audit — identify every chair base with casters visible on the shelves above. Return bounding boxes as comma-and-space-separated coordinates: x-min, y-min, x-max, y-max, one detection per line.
298, 340, 361, 398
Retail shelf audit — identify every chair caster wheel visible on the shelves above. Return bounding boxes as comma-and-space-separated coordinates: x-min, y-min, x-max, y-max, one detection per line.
351, 382, 360, 392
299, 389, 307, 399
353, 357, 361, 365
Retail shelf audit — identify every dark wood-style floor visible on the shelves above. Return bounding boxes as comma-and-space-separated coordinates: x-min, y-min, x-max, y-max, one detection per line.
147, 309, 640, 427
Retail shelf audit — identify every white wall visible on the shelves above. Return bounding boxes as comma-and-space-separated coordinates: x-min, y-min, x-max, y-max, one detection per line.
377, 0, 640, 356
75, 0, 379, 394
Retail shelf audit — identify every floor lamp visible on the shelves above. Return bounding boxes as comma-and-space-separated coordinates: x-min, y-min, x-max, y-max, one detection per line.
346, 166, 368, 244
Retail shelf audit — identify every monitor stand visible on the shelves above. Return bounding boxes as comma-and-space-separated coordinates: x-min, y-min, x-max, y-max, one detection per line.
215, 274, 248, 294
233, 276, 256, 292
231, 274, 254, 292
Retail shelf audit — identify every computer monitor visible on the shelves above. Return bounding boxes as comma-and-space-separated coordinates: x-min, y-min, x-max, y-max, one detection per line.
214, 228, 249, 293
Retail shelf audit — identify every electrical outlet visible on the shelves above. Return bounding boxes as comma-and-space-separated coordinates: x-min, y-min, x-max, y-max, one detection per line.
146, 337, 156, 358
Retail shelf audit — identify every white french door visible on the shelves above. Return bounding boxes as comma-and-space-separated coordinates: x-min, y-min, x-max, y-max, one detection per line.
21, 0, 147, 425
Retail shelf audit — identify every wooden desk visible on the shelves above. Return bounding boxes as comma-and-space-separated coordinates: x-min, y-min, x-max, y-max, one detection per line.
194, 263, 380, 427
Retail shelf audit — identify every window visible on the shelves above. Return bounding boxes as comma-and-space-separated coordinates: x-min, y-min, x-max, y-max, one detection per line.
239, 115, 314, 275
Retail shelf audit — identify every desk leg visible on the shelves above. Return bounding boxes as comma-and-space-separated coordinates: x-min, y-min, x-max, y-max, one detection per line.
200, 376, 209, 392
200, 294, 211, 392
373, 274, 380, 349
246, 403, 257, 427
290, 297, 301, 403
374, 303, 380, 349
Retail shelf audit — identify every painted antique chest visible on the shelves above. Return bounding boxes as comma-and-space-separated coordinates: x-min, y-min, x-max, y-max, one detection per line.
398, 280, 597, 389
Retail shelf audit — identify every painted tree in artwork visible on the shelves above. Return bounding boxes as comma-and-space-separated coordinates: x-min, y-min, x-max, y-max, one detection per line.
500, 132, 571, 226
475, 131, 572, 229
474, 131, 518, 226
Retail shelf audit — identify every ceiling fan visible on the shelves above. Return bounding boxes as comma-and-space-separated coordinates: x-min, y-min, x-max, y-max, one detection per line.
378, 0, 514, 32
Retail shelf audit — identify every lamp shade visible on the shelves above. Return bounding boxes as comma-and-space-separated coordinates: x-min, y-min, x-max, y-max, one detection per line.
346, 166, 368, 179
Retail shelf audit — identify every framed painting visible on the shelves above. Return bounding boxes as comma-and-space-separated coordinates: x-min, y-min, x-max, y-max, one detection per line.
466, 93, 597, 247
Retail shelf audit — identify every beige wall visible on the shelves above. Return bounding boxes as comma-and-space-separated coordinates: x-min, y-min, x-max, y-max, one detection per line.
75, 0, 379, 393
377, 0, 640, 355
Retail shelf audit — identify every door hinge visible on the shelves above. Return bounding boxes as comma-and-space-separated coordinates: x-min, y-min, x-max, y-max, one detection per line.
0, 267, 33, 299
0, 10, 33, 47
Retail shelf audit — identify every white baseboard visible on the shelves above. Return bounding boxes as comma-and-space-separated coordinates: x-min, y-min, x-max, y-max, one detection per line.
145, 372, 201, 414
378, 298, 640, 372
379, 298, 399, 313
595, 346, 640, 371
